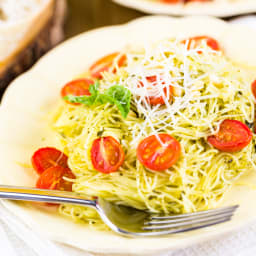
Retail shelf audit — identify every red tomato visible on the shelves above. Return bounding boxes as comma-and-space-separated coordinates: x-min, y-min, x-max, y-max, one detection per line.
181, 36, 220, 52
36, 166, 75, 191
91, 136, 125, 173
252, 80, 256, 133
208, 119, 253, 152
138, 76, 173, 106
137, 134, 181, 171
161, 0, 180, 3
251, 80, 256, 99
89, 52, 126, 79
61, 78, 94, 105
31, 147, 68, 175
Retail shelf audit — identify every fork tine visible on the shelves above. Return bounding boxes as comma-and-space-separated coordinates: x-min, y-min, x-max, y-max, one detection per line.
149, 205, 238, 220
138, 216, 232, 236
143, 216, 232, 231
143, 211, 234, 229
145, 206, 237, 225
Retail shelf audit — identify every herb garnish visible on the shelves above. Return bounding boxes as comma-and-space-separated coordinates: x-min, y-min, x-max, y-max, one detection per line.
63, 81, 131, 118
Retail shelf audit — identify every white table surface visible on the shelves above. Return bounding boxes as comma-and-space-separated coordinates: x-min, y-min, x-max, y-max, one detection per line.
1, 15, 256, 256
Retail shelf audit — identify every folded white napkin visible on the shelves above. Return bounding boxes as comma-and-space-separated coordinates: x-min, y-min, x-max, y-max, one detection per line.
0, 222, 17, 256
0, 202, 70, 256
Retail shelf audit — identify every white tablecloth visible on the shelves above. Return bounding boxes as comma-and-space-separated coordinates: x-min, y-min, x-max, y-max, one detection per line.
1, 15, 256, 256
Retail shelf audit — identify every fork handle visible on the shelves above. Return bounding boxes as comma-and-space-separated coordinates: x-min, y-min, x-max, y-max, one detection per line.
0, 185, 97, 208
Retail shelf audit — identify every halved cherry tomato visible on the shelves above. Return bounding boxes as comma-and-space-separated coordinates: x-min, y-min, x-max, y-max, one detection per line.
89, 52, 126, 79
61, 78, 94, 105
208, 119, 252, 152
36, 166, 75, 191
31, 147, 68, 175
138, 76, 173, 106
137, 134, 181, 171
251, 80, 256, 99
252, 80, 256, 133
181, 36, 220, 52
91, 136, 125, 173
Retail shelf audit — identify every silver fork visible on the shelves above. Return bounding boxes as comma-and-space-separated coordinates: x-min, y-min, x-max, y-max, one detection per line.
0, 185, 238, 237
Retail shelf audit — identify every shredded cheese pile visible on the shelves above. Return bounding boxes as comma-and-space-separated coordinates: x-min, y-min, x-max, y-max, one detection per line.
52, 38, 256, 228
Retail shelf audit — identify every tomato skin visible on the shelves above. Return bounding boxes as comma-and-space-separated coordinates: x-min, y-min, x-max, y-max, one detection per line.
36, 166, 75, 191
61, 78, 94, 105
89, 52, 126, 79
31, 147, 68, 175
137, 134, 181, 171
182, 36, 220, 52
251, 80, 256, 133
161, 0, 180, 3
208, 120, 253, 152
91, 136, 125, 173
251, 80, 256, 99
138, 76, 173, 106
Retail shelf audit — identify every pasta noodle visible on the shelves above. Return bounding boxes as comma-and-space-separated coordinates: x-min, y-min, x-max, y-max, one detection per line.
52, 38, 256, 228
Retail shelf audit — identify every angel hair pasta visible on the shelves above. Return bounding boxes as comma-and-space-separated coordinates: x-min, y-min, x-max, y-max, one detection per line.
50, 37, 256, 228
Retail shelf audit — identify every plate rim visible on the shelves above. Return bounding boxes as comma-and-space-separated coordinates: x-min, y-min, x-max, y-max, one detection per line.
112, 0, 256, 17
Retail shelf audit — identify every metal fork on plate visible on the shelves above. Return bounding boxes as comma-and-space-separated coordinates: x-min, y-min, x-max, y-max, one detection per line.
0, 185, 238, 237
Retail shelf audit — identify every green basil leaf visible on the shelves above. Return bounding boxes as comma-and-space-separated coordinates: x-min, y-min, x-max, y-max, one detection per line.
89, 80, 100, 94
63, 82, 131, 118
104, 85, 131, 118
63, 94, 97, 105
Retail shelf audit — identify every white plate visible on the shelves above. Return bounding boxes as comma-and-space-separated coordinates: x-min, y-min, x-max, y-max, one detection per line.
1, 16, 256, 255
112, 0, 256, 17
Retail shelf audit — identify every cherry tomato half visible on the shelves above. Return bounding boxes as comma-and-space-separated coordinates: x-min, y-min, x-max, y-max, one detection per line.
137, 134, 181, 171
251, 80, 256, 99
31, 147, 68, 175
138, 76, 173, 106
89, 52, 126, 79
251, 80, 256, 133
61, 78, 94, 105
181, 36, 220, 52
91, 136, 125, 173
208, 119, 253, 152
36, 166, 75, 191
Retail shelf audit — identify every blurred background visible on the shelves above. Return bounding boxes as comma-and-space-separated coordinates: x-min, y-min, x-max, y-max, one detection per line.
1, 0, 250, 97
65, 0, 143, 38
64, 0, 239, 38
0, 0, 144, 97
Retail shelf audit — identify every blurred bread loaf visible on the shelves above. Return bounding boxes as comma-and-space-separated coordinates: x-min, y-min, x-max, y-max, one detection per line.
0, 0, 66, 92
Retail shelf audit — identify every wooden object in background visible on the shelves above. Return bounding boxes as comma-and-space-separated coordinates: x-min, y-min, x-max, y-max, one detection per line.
0, 0, 66, 94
